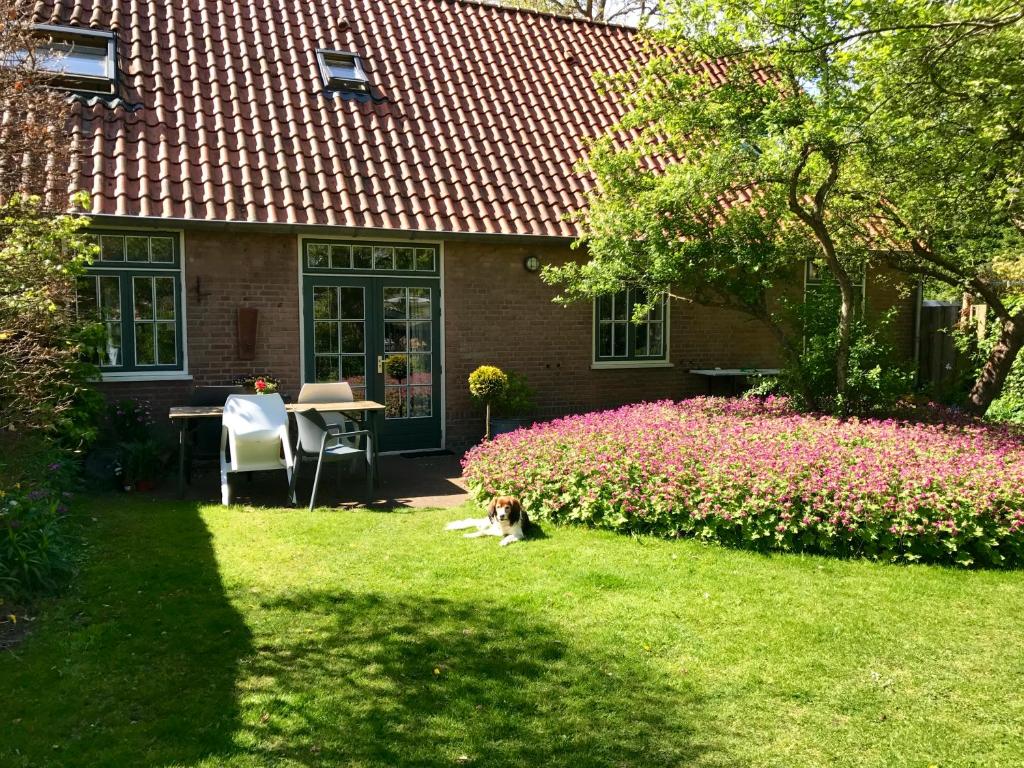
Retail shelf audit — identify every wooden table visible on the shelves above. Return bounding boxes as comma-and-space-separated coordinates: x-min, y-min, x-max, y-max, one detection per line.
169, 400, 386, 499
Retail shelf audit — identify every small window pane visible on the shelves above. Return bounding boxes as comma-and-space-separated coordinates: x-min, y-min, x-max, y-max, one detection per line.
649, 324, 664, 357
341, 322, 364, 353
612, 293, 627, 321
612, 324, 627, 357
150, 237, 175, 263
315, 356, 340, 383
155, 277, 176, 320
598, 294, 613, 320
313, 286, 338, 320
103, 322, 122, 367
135, 323, 155, 365
76, 277, 97, 319
415, 248, 434, 271
330, 245, 351, 269
409, 353, 431, 378
133, 277, 154, 320
373, 246, 394, 271
408, 321, 431, 352
100, 235, 124, 261
384, 321, 407, 352
383, 288, 406, 319
385, 386, 407, 418
324, 55, 359, 81
314, 321, 339, 354
384, 354, 408, 385
408, 288, 430, 319
636, 324, 648, 356
395, 247, 415, 270
37, 41, 110, 78
353, 246, 373, 270
156, 322, 177, 365
99, 276, 120, 320
598, 324, 612, 358
410, 387, 432, 417
342, 355, 365, 386
126, 236, 150, 262
308, 243, 329, 268
339, 287, 364, 319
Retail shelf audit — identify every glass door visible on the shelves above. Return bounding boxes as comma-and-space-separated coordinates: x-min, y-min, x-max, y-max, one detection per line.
377, 278, 442, 451
303, 275, 442, 452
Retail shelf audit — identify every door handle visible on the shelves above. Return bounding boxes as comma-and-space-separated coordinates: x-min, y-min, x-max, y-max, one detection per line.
377, 355, 383, 374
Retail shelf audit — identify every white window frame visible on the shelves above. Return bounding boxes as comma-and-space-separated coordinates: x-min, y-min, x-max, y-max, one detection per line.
591, 289, 674, 370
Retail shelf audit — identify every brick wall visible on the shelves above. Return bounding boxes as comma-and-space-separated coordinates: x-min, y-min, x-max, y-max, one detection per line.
183, 231, 302, 395
442, 241, 785, 448
95, 230, 917, 450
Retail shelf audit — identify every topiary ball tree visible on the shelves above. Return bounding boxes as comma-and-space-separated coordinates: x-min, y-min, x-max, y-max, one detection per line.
468, 365, 509, 440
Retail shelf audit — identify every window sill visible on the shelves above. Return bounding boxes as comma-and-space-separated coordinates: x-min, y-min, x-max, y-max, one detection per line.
591, 360, 674, 370
98, 371, 193, 383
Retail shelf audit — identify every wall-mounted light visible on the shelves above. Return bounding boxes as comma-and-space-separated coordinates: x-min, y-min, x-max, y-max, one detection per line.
523, 255, 541, 273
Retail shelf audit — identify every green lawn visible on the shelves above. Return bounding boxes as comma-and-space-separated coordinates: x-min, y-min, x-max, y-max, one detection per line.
3, 498, 1023, 767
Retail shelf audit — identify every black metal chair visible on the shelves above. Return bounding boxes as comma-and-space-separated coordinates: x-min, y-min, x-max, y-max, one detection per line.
289, 408, 374, 511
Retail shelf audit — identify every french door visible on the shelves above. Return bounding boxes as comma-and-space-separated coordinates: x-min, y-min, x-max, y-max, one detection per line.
302, 274, 442, 452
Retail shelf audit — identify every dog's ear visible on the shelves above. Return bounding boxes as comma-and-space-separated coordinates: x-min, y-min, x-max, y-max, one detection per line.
487, 498, 497, 522
508, 498, 522, 525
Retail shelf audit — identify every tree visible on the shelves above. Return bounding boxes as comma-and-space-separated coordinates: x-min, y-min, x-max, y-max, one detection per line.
546, 0, 883, 408
853, 2, 1024, 413
494, 0, 659, 25
0, 6, 98, 438
545, 0, 1023, 412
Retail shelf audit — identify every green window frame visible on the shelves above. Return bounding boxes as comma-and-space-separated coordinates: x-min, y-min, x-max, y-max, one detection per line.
303, 239, 440, 276
804, 258, 866, 316
594, 289, 668, 362
76, 231, 184, 373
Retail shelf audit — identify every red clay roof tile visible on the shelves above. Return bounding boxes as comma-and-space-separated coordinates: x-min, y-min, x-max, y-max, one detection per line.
36, 0, 661, 237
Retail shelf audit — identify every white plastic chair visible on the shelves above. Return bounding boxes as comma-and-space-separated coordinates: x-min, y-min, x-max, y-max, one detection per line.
219, 394, 295, 506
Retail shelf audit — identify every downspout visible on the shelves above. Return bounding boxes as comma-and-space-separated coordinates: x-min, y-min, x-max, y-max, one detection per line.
912, 280, 923, 387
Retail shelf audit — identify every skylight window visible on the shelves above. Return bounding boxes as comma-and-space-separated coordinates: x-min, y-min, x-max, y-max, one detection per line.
16, 24, 117, 93
316, 50, 369, 93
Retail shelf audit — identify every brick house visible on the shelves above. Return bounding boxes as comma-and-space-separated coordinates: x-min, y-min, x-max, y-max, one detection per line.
33, 0, 914, 450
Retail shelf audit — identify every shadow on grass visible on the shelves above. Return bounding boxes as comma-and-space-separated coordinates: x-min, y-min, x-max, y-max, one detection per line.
2, 500, 724, 767
1, 499, 253, 767
237, 590, 718, 767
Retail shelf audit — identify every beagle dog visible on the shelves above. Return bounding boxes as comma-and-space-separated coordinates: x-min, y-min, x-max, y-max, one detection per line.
444, 496, 529, 546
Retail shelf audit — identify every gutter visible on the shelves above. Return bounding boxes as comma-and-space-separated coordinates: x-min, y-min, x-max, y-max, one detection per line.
85, 213, 578, 246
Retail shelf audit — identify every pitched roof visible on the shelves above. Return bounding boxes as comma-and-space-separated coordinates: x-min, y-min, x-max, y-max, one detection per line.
32, 0, 653, 238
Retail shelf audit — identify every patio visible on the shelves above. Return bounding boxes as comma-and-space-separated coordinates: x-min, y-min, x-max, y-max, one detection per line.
171, 451, 470, 510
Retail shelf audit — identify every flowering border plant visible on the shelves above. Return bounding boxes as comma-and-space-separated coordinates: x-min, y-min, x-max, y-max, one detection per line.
462, 397, 1024, 567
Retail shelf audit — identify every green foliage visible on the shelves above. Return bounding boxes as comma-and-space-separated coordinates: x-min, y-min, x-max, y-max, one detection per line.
0, 436, 80, 601
468, 365, 509, 405
0, 192, 98, 440
492, 371, 536, 419
547, 0, 1023, 409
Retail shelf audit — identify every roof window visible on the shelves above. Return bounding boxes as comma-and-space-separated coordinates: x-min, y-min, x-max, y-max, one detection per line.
29, 24, 116, 93
316, 50, 369, 93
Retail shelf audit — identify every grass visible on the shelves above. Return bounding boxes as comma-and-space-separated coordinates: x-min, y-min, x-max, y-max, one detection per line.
2, 497, 1023, 767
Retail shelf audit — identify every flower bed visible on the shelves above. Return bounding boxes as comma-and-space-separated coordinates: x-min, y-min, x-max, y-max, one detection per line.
462, 398, 1024, 567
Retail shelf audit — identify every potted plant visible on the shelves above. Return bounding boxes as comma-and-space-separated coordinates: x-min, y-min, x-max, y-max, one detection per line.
490, 371, 536, 436
119, 439, 166, 492
468, 365, 508, 440
232, 374, 280, 394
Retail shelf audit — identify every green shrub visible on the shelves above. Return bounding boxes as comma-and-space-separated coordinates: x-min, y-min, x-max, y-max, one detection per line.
493, 371, 536, 419
463, 398, 1024, 567
0, 438, 80, 600
468, 365, 508, 404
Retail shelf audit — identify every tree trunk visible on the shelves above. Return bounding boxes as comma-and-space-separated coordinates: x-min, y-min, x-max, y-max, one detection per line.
832, 265, 856, 406
966, 312, 1024, 414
